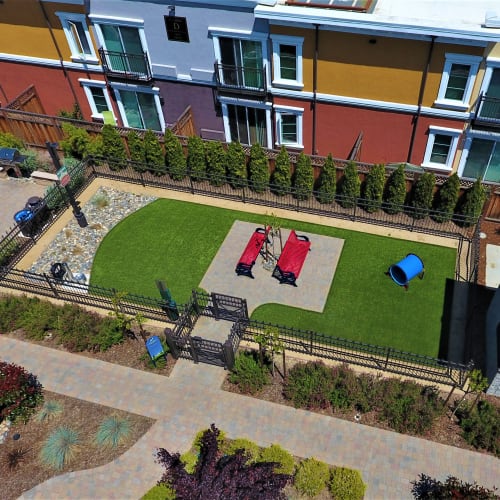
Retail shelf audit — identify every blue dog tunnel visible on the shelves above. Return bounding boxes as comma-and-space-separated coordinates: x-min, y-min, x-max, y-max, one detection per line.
389, 253, 424, 287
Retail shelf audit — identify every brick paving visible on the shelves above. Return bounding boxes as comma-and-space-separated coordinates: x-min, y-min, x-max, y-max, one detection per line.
1, 336, 498, 500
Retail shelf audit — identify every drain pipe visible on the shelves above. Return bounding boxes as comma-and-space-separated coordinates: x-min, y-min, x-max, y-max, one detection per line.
407, 35, 436, 163
312, 24, 319, 155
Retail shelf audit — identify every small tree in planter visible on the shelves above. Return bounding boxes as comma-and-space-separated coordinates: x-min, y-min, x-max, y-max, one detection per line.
248, 142, 269, 193
141, 129, 163, 175
205, 140, 226, 186
362, 163, 385, 213
127, 130, 145, 170
271, 146, 291, 196
293, 152, 314, 201
433, 172, 460, 222
459, 178, 487, 226
412, 172, 436, 219
384, 164, 407, 214
226, 141, 247, 189
60, 123, 91, 160
338, 161, 360, 208
316, 153, 336, 204
163, 129, 185, 180
187, 135, 206, 182
101, 124, 127, 170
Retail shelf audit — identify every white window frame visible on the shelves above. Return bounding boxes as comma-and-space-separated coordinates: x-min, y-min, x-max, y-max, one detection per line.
270, 34, 303, 90
422, 126, 462, 171
458, 130, 500, 183
435, 53, 482, 111
56, 12, 98, 64
274, 105, 304, 149
78, 79, 114, 120
110, 83, 165, 131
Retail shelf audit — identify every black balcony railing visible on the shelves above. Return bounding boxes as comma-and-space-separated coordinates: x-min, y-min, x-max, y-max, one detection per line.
473, 92, 500, 128
98, 48, 152, 82
214, 62, 266, 96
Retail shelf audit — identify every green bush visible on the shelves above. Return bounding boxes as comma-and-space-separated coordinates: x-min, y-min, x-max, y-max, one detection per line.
412, 172, 436, 219
144, 130, 164, 174
459, 178, 487, 226
284, 361, 333, 409
127, 130, 146, 168
17, 296, 58, 340
180, 451, 198, 474
18, 149, 43, 176
164, 129, 185, 179
101, 124, 127, 170
36, 400, 63, 423
57, 103, 83, 120
271, 146, 291, 196
329, 364, 358, 412
193, 427, 226, 453
95, 416, 132, 448
294, 457, 330, 497
229, 351, 270, 395
248, 142, 269, 193
363, 163, 385, 213
460, 400, 500, 456
0, 294, 30, 332
433, 173, 460, 222
40, 426, 80, 470
329, 466, 366, 500
293, 152, 314, 201
205, 140, 226, 187
0, 240, 22, 267
316, 153, 336, 204
338, 161, 361, 208
141, 483, 176, 500
187, 135, 206, 181
226, 141, 247, 189
224, 438, 260, 464
0, 131, 24, 149
60, 123, 90, 159
258, 444, 295, 475
352, 373, 381, 414
384, 164, 407, 214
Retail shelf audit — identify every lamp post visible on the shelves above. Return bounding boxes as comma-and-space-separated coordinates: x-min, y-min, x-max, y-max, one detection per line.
46, 141, 88, 228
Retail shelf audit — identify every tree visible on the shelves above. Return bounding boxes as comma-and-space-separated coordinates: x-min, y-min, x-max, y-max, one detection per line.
205, 141, 226, 186
271, 146, 291, 196
316, 153, 336, 204
338, 161, 360, 208
412, 172, 436, 219
155, 424, 291, 499
433, 172, 460, 222
363, 163, 385, 213
248, 142, 269, 193
144, 129, 165, 175
127, 130, 145, 170
450, 369, 489, 420
60, 123, 91, 159
187, 135, 206, 182
459, 178, 487, 226
164, 129, 186, 180
384, 164, 407, 214
293, 152, 314, 201
101, 124, 127, 170
226, 141, 247, 189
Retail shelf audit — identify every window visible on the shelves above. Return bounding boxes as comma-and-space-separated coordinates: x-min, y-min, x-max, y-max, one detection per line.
227, 104, 267, 145
460, 137, 500, 183
56, 12, 97, 63
275, 106, 304, 148
271, 35, 303, 89
435, 54, 481, 110
422, 126, 462, 170
79, 79, 113, 120
477, 66, 500, 121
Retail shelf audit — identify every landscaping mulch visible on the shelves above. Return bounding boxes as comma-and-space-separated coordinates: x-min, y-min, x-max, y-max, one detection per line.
1, 391, 155, 500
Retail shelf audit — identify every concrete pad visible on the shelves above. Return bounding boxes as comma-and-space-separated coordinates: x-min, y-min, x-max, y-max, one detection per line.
486, 244, 500, 288
200, 220, 344, 314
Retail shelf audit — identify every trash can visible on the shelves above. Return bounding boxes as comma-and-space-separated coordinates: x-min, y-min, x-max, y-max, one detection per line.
14, 209, 35, 237
50, 262, 66, 280
25, 196, 50, 229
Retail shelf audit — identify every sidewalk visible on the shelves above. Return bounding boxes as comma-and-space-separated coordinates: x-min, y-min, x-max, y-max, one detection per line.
1, 335, 498, 500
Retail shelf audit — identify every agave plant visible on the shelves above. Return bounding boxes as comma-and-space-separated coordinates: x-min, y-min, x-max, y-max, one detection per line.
40, 427, 80, 470
95, 416, 131, 449
36, 400, 63, 423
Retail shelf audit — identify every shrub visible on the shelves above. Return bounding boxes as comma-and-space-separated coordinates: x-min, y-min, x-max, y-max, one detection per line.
316, 153, 336, 204
0, 294, 31, 332
193, 427, 226, 453
338, 161, 360, 208
0, 240, 22, 267
127, 130, 145, 168
5, 448, 30, 470
187, 135, 206, 181
384, 164, 407, 214
86, 134, 104, 161
329, 364, 358, 411
17, 296, 58, 340
141, 483, 176, 500
205, 140, 226, 187
283, 361, 333, 409
226, 141, 247, 189
433, 172, 460, 222
60, 123, 90, 159
95, 416, 132, 448
272, 146, 291, 196
40, 426, 80, 470
180, 451, 198, 473
352, 372, 381, 413
329, 466, 366, 500
294, 457, 330, 497
459, 178, 487, 226
0, 361, 44, 424
224, 438, 260, 464
57, 103, 83, 120
94, 317, 125, 352
0, 131, 24, 149
36, 400, 63, 423
293, 152, 314, 201
143, 129, 164, 174
363, 163, 385, 213
460, 400, 500, 456
91, 190, 110, 209
18, 149, 42, 176
248, 142, 269, 193
412, 172, 436, 219
229, 350, 270, 395
101, 124, 127, 170
258, 443, 295, 475
164, 129, 185, 179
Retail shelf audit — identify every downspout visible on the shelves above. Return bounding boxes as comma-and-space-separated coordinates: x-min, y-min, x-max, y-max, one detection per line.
407, 35, 436, 163
37, 0, 83, 113
312, 24, 319, 155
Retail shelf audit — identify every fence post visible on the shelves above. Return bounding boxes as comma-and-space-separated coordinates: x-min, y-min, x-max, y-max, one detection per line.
164, 327, 180, 359
43, 273, 59, 298
189, 336, 200, 364
242, 298, 249, 320
309, 330, 313, 355
223, 340, 235, 370
191, 290, 202, 315
242, 185, 246, 203
189, 175, 195, 195
211, 292, 220, 320
385, 347, 392, 369
139, 170, 145, 187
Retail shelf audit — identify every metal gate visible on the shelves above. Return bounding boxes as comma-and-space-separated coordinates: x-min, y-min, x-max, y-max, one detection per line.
189, 336, 227, 367
210, 292, 248, 321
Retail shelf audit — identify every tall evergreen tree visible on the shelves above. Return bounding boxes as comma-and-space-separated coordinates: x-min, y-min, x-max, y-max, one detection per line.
205, 141, 226, 187
384, 164, 407, 214
164, 129, 185, 179
127, 130, 145, 171
226, 141, 247, 189
412, 172, 436, 219
187, 135, 206, 182
248, 143, 269, 193
460, 178, 486, 226
433, 173, 460, 222
316, 153, 336, 204
101, 124, 127, 170
293, 152, 314, 201
272, 146, 291, 196
363, 163, 386, 213
338, 161, 361, 208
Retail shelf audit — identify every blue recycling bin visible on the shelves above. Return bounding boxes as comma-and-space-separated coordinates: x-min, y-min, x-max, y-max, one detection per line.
14, 208, 35, 237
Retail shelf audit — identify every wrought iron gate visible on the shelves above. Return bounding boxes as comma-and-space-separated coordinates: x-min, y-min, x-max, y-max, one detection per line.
210, 292, 248, 321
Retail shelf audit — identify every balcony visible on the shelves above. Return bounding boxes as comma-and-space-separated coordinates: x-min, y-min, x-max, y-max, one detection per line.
472, 93, 500, 128
214, 62, 267, 97
98, 48, 152, 82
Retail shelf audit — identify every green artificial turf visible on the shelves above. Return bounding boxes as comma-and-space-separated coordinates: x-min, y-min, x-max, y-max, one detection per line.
91, 198, 456, 357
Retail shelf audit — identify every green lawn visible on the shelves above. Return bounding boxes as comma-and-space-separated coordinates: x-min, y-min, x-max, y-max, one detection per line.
91, 198, 456, 357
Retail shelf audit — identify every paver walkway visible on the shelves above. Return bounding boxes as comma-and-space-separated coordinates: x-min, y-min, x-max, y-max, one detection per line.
1, 335, 498, 500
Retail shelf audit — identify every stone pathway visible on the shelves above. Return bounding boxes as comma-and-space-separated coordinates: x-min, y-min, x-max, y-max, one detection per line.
1, 335, 498, 500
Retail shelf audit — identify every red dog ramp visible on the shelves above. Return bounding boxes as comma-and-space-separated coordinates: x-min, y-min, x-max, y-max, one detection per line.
235, 227, 270, 279
272, 230, 311, 286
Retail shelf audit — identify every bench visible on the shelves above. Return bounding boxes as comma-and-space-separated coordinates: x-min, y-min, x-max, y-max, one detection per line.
272, 230, 311, 286
30, 171, 59, 186
235, 227, 270, 279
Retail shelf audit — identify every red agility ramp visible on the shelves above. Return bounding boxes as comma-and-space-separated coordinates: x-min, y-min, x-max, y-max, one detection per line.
235, 227, 270, 279
272, 230, 311, 286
